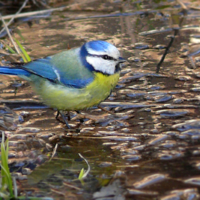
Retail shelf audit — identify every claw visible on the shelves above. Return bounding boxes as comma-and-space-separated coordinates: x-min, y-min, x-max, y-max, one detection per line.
56, 110, 71, 129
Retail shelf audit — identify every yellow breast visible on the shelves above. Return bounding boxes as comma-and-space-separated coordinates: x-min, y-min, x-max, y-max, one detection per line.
33, 72, 120, 111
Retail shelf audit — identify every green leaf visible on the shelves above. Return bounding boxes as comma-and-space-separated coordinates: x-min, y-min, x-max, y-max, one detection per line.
1, 134, 14, 197
16, 29, 25, 41
5, 44, 16, 54
15, 38, 31, 62
78, 168, 85, 180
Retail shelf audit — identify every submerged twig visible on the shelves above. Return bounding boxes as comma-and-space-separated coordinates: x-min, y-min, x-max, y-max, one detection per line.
13, 177, 17, 197
31, 0, 51, 9
0, 0, 29, 36
49, 143, 58, 161
1, 6, 69, 21
176, 0, 188, 10
63, 182, 81, 190
156, 0, 188, 73
156, 33, 177, 73
98, 105, 115, 115
78, 153, 90, 179
0, 15, 20, 54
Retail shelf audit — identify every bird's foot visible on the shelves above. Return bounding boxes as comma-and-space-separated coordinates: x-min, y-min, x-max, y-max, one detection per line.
76, 111, 84, 123
56, 110, 71, 129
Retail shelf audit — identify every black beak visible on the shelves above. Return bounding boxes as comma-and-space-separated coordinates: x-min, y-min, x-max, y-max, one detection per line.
118, 56, 126, 63
115, 57, 126, 72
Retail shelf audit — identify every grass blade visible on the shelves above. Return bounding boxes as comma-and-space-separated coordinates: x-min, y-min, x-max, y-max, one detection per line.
1, 134, 14, 197
78, 168, 85, 180
1, 165, 13, 195
5, 44, 16, 54
15, 38, 31, 62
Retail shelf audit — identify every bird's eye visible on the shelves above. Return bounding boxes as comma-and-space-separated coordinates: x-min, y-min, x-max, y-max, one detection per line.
102, 55, 115, 60
103, 55, 109, 60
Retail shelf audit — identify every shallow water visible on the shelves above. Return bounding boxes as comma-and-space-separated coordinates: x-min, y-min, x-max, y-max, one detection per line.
1, 0, 200, 199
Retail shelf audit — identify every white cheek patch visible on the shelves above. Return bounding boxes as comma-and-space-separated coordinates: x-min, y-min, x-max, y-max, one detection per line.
86, 56, 115, 75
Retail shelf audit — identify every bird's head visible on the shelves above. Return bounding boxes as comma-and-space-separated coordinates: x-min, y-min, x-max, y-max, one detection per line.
80, 40, 126, 75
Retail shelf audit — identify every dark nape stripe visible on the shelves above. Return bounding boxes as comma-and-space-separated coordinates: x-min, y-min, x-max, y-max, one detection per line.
80, 44, 95, 72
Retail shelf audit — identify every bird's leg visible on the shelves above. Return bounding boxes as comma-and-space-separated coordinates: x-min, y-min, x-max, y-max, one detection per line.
56, 110, 60, 119
56, 110, 71, 129
76, 111, 84, 123
60, 111, 71, 129
67, 111, 71, 121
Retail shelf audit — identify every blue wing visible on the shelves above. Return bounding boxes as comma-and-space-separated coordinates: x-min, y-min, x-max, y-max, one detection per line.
21, 57, 57, 81
0, 48, 94, 88
17, 55, 94, 88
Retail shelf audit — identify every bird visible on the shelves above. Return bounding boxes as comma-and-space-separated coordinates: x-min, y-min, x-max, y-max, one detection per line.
0, 40, 126, 128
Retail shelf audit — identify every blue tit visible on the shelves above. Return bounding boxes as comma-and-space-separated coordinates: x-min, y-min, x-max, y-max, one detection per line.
0, 40, 126, 128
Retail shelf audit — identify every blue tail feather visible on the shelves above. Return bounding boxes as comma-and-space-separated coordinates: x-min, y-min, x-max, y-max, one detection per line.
0, 66, 30, 76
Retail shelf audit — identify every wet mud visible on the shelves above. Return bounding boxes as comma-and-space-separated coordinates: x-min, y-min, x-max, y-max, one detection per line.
1, 0, 200, 199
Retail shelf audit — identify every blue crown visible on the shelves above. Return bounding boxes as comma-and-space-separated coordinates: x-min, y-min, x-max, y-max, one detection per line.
86, 40, 112, 52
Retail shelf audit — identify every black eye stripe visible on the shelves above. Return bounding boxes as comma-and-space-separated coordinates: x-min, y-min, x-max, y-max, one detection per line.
87, 53, 117, 61
102, 55, 117, 61
103, 55, 110, 60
